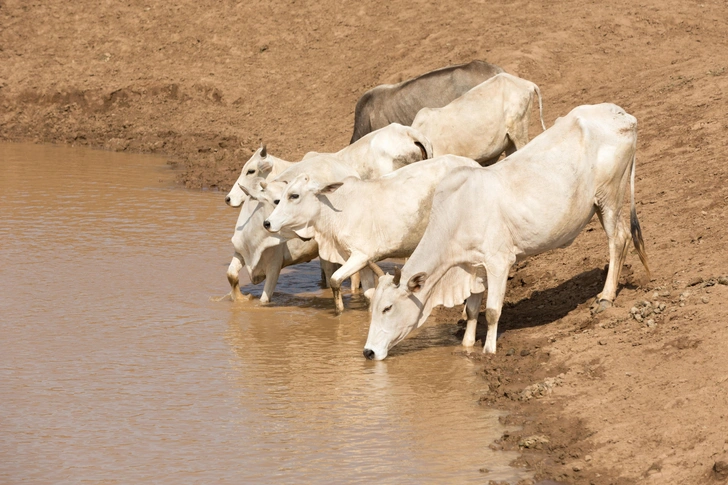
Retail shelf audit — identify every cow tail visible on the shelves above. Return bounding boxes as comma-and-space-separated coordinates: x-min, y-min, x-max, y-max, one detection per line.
629, 153, 651, 280
534, 84, 546, 131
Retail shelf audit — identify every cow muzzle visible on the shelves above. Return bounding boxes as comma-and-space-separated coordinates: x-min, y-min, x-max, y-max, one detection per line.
363, 348, 375, 360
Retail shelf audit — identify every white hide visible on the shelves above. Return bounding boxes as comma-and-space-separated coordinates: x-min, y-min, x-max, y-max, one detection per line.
364, 103, 651, 360
225, 145, 294, 208
226, 196, 320, 303
264, 155, 480, 313
264, 123, 433, 198
411, 72, 546, 165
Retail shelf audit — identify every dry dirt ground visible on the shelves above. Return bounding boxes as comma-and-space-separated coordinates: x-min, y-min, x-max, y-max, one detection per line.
2, 0, 728, 483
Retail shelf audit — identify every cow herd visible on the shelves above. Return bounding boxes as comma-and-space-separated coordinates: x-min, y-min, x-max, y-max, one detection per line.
223, 60, 651, 361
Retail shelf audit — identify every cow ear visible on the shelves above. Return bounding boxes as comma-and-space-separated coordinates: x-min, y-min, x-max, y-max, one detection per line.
414, 141, 428, 160
238, 183, 259, 201
260, 144, 267, 158
316, 182, 343, 195
258, 158, 272, 173
407, 272, 427, 293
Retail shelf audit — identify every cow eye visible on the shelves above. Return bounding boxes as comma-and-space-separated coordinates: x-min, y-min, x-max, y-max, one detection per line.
289, 193, 299, 200
383, 305, 392, 313
273, 199, 280, 205
246, 169, 256, 175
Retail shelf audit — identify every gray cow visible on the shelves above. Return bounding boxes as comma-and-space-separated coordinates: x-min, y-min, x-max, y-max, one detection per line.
349, 60, 503, 143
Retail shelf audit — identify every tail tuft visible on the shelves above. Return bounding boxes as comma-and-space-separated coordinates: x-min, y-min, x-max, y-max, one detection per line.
629, 154, 651, 281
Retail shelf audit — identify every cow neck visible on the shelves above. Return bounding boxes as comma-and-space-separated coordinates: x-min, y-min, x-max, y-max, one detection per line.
311, 194, 348, 263
401, 245, 451, 304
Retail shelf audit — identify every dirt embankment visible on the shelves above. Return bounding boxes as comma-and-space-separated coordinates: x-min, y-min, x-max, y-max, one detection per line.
2, 0, 728, 483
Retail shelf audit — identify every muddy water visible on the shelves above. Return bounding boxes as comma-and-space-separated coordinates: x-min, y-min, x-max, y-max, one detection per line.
0, 143, 529, 484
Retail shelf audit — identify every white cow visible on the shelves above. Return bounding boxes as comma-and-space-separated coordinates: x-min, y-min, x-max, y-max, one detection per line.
225, 145, 294, 207
363, 103, 651, 360
223, 145, 338, 302
411, 72, 546, 165
224, 123, 432, 303
262, 123, 433, 199
263, 156, 480, 313
226, 194, 334, 303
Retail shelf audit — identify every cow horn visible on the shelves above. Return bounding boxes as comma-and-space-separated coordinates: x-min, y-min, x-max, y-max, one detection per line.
260, 144, 267, 158
393, 267, 401, 287
259, 180, 268, 189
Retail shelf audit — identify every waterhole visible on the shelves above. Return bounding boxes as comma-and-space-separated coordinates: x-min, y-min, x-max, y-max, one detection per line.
0, 143, 529, 484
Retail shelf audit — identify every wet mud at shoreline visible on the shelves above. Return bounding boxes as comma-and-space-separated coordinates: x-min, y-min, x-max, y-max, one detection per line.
2, 0, 728, 483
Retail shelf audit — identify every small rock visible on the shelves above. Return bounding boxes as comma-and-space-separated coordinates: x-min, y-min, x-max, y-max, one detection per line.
634, 313, 644, 322
646, 319, 656, 328
718, 276, 728, 286
630, 306, 639, 315
585, 455, 593, 462
520, 349, 531, 357
652, 291, 660, 299
599, 340, 608, 345
573, 464, 583, 472
702, 296, 710, 304
506, 348, 516, 356
519, 377, 562, 401
688, 276, 704, 287
679, 291, 691, 301
479, 467, 490, 474
659, 302, 667, 311
658, 290, 671, 297
518, 435, 549, 449
714, 458, 728, 481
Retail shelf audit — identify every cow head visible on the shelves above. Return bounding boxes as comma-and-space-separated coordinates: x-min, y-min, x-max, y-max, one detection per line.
363, 268, 427, 360
225, 144, 272, 207
263, 174, 342, 239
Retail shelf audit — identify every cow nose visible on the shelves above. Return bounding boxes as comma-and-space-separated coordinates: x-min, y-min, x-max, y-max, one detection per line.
363, 348, 375, 360
263, 220, 271, 230
225, 196, 231, 205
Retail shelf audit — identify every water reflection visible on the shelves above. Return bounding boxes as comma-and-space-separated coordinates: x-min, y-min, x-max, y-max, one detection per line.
0, 143, 529, 484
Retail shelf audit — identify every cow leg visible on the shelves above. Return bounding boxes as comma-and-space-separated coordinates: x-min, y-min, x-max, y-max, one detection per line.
462, 291, 484, 347
595, 208, 630, 310
319, 259, 338, 288
260, 251, 284, 304
359, 267, 377, 295
505, 122, 530, 156
330, 253, 370, 314
226, 252, 244, 301
483, 258, 512, 354
350, 271, 361, 294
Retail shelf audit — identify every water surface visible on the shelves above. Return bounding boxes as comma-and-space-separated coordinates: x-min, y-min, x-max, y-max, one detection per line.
0, 143, 528, 484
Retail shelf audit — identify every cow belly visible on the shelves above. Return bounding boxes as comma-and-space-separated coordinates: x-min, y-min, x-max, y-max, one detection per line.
513, 204, 597, 257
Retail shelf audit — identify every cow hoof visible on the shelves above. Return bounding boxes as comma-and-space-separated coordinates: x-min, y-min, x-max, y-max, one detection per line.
592, 299, 613, 314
